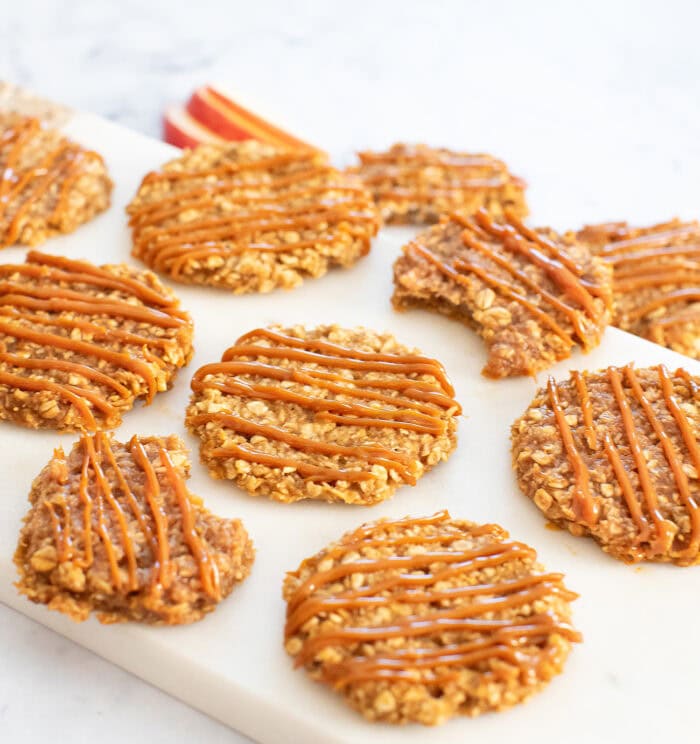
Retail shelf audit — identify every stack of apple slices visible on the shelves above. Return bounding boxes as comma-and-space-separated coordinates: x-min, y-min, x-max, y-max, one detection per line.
164, 85, 318, 152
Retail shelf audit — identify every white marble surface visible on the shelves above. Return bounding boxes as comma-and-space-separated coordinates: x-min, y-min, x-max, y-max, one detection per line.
0, 1, 699, 742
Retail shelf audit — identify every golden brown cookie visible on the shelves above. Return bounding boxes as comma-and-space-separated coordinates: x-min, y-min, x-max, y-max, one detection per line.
127, 141, 379, 293
512, 365, 700, 565
15, 432, 254, 624
347, 143, 527, 225
283, 510, 580, 725
577, 218, 700, 359
0, 114, 112, 247
186, 325, 460, 504
393, 209, 613, 378
0, 250, 193, 431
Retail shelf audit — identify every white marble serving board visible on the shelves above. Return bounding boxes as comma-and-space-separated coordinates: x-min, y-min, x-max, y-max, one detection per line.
0, 109, 698, 744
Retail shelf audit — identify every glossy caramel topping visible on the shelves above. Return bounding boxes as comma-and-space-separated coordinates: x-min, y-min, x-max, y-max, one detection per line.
404, 209, 607, 350
594, 220, 700, 327
355, 144, 522, 197
128, 148, 379, 278
190, 328, 460, 484
0, 251, 188, 428
44, 433, 221, 600
0, 117, 105, 247
549, 367, 700, 558
285, 511, 580, 686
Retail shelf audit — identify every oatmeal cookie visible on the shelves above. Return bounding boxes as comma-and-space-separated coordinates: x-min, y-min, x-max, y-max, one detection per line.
347, 143, 527, 225
0, 114, 112, 247
512, 365, 700, 565
15, 432, 254, 624
577, 218, 700, 359
392, 209, 613, 378
127, 141, 379, 293
0, 250, 193, 431
186, 325, 460, 504
283, 510, 580, 725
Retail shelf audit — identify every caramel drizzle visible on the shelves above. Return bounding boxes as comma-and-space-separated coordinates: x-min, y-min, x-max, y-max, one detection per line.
548, 367, 700, 558
0, 118, 104, 247
547, 376, 599, 525
356, 148, 514, 189
129, 150, 378, 272
0, 251, 188, 427
596, 222, 700, 327
190, 328, 459, 485
406, 208, 607, 349
43, 433, 220, 600
285, 511, 580, 686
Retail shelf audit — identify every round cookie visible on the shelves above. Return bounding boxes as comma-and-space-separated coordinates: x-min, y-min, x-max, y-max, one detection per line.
0, 114, 112, 248
127, 141, 379, 293
348, 143, 528, 225
186, 325, 460, 504
0, 250, 193, 431
15, 432, 255, 624
512, 365, 700, 565
283, 510, 580, 725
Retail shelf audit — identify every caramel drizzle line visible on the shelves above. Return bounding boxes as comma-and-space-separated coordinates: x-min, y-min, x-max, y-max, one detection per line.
472, 210, 602, 318
129, 181, 368, 229
0, 318, 158, 405
0, 119, 106, 247
139, 151, 321, 186
598, 225, 700, 256
0, 283, 185, 328
231, 328, 455, 395
286, 512, 580, 683
408, 240, 574, 346
547, 376, 599, 525
457, 220, 595, 346
357, 150, 507, 169
194, 413, 418, 484
0, 306, 174, 351
607, 367, 676, 554
135, 203, 376, 270
626, 290, 700, 323
0, 118, 41, 215
0, 251, 189, 426
130, 152, 377, 268
615, 272, 700, 293
40, 434, 220, 599
656, 366, 700, 556
0, 352, 130, 399
83, 434, 136, 591
189, 328, 457, 484
570, 370, 597, 450
159, 445, 221, 600
22, 251, 181, 308
610, 244, 700, 268
130, 436, 172, 589
135, 197, 374, 244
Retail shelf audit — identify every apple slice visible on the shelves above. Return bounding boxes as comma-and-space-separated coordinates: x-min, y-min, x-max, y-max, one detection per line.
162, 106, 229, 149
186, 85, 320, 152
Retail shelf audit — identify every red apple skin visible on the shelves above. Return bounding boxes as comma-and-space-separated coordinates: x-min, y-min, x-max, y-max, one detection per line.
163, 114, 202, 149
187, 90, 251, 141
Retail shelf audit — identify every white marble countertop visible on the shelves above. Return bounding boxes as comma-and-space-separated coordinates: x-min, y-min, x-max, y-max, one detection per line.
1, 1, 699, 742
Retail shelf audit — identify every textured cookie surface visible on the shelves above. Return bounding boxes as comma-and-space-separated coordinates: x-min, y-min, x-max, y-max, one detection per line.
283, 510, 580, 725
15, 432, 254, 624
512, 366, 700, 565
393, 209, 612, 378
577, 219, 700, 360
0, 250, 193, 431
127, 141, 379, 293
186, 325, 460, 504
347, 143, 527, 225
0, 114, 112, 247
